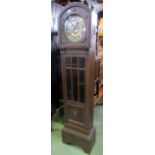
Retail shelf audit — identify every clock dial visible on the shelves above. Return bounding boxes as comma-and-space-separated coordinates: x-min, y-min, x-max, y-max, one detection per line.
64, 15, 86, 42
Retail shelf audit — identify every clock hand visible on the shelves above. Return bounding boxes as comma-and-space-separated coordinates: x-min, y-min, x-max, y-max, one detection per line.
72, 22, 80, 34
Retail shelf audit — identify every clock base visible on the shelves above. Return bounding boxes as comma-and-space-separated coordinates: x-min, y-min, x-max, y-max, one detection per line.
62, 127, 96, 153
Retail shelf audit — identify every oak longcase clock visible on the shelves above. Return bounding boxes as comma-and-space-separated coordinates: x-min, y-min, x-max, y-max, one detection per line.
58, 2, 97, 153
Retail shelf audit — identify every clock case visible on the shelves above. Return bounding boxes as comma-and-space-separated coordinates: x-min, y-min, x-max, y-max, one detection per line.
58, 2, 97, 153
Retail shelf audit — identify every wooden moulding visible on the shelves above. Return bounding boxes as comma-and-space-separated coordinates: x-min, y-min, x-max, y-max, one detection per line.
62, 126, 96, 153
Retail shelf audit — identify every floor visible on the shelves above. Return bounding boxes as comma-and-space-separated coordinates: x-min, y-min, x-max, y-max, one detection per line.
51, 104, 103, 155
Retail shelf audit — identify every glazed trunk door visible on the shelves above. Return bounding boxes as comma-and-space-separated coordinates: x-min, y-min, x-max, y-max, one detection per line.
62, 54, 88, 130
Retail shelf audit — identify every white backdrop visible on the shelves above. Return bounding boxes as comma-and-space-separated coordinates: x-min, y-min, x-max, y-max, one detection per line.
0, 0, 51, 155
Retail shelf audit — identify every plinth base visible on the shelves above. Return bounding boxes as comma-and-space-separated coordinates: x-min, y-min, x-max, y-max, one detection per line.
62, 127, 96, 153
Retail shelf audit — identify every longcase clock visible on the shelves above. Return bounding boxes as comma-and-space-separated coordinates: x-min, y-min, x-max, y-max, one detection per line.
58, 2, 97, 153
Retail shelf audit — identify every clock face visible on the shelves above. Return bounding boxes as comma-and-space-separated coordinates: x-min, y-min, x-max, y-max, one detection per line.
64, 15, 86, 42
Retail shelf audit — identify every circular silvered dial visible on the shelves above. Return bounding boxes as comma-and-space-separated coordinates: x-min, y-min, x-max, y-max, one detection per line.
64, 15, 86, 42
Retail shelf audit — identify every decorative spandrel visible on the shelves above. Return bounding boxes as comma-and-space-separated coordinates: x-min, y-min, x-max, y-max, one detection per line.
64, 15, 86, 42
